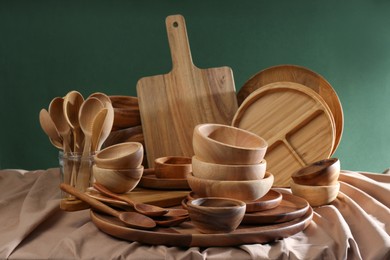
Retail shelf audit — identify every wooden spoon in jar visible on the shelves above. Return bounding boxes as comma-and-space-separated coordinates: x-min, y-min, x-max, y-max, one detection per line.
63, 91, 84, 152
49, 97, 72, 153
60, 183, 156, 230
39, 108, 63, 149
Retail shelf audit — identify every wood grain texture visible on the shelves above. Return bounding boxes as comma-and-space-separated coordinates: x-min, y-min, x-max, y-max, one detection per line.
136, 15, 238, 167
233, 82, 336, 187
237, 64, 343, 155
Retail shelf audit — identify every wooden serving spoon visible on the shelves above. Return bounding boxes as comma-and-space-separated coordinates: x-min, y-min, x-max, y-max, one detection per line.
93, 183, 169, 217
60, 183, 156, 230
39, 108, 63, 149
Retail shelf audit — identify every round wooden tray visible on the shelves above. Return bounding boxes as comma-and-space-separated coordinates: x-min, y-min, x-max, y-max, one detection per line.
236, 64, 343, 155
233, 82, 336, 187
91, 206, 313, 247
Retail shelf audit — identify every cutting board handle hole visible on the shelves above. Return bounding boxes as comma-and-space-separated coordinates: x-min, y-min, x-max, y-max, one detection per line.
173, 21, 179, 28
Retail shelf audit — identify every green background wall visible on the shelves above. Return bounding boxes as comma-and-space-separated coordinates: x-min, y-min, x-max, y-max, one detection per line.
1, 0, 390, 172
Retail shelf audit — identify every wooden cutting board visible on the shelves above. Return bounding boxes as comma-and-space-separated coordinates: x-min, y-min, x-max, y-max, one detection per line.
237, 64, 343, 155
232, 82, 335, 187
136, 15, 238, 167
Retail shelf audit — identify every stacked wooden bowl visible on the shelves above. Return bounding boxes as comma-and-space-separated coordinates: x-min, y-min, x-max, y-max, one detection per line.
290, 158, 341, 206
188, 123, 273, 201
234, 65, 344, 187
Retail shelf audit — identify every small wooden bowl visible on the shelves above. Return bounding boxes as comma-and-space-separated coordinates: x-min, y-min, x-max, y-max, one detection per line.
94, 142, 143, 169
193, 123, 268, 165
192, 156, 266, 181
290, 180, 340, 207
187, 172, 274, 201
291, 158, 340, 186
93, 165, 144, 193
154, 156, 192, 179
187, 197, 246, 233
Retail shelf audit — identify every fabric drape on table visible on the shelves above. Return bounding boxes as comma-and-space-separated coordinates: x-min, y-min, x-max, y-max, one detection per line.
0, 168, 389, 260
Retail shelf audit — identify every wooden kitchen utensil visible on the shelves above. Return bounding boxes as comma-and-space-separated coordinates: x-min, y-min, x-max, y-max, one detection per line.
232, 82, 336, 187
236, 64, 343, 155
136, 14, 238, 167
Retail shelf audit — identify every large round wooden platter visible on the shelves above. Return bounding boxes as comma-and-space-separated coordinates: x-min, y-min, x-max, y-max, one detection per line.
91, 206, 313, 247
232, 82, 335, 187
236, 64, 343, 155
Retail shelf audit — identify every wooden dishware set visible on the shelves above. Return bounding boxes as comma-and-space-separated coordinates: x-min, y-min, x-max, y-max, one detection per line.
41, 14, 345, 246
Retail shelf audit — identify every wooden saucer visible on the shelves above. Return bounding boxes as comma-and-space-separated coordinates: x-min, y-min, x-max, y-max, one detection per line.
138, 168, 190, 190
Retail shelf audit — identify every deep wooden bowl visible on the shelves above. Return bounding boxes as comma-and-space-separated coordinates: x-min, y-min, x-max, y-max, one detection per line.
187, 197, 246, 233
193, 123, 268, 165
290, 180, 340, 207
109, 95, 141, 130
187, 172, 274, 201
93, 165, 144, 193
192, 156, 266, 181
291, 158, 340, 186
154, 156, 192, 179
94, 142, 143, 169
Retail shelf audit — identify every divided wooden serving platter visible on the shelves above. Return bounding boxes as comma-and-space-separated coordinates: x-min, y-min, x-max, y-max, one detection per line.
232, 82, 336, 187
91, 204, 313, 247
236, 64, 343, 155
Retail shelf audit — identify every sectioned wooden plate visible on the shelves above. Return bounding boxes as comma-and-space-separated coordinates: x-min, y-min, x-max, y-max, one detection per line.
232, 82, 336, 187
90, 206, 313, 247
236, 64, 343, 155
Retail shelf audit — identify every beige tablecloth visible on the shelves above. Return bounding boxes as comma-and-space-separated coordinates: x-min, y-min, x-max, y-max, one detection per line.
0, 168, 389, 259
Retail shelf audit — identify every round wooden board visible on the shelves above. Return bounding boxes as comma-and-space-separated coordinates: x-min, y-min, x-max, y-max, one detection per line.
232, 82, 335, 187
91, 206, 313, 247
236, 64, 343, 155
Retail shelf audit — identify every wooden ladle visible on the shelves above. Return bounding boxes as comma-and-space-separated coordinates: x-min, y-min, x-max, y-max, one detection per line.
60, 183, 156, 230
93, 183, 169, 217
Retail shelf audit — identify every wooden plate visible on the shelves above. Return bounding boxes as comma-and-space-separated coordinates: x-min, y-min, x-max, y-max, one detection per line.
90, 206, 313, 247
236, 64, 343, 155
138, 168, 190, 190
232, 82, 335, 187
187, 189, 283, 213
85, 187, 189, 208
242, 192, 310, 224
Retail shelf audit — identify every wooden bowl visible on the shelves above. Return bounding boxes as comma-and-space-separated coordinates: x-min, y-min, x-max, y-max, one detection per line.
291, 158, 340, 186
187, 197, 246, 233
109, 95, 141, 130
94, 142, 143, 169
193, 123, 268, 165
154, 156, 192, 179
290, 180, 340, 207
187, 172, 274, 201
93, 165, 144, 193
192, 156, 266, 181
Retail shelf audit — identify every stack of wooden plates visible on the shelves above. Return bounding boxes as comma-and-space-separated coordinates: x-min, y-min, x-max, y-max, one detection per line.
234, 65, 343, 187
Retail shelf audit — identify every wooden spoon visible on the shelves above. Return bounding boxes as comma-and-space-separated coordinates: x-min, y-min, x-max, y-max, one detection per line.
60, 183, 156, 230
91, 108, 108, 152
49, 97, 72, 153
89, 92, 112, 105
63, 91, 84, 152
39, 108, 63, 149
91, 102, 114, 151
93, 183, 170, 217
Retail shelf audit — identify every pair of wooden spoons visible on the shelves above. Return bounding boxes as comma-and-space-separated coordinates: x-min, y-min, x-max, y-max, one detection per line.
60, 183, 188, 229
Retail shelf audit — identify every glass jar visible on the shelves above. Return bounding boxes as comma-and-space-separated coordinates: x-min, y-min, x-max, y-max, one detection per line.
58, 151, 95, 211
